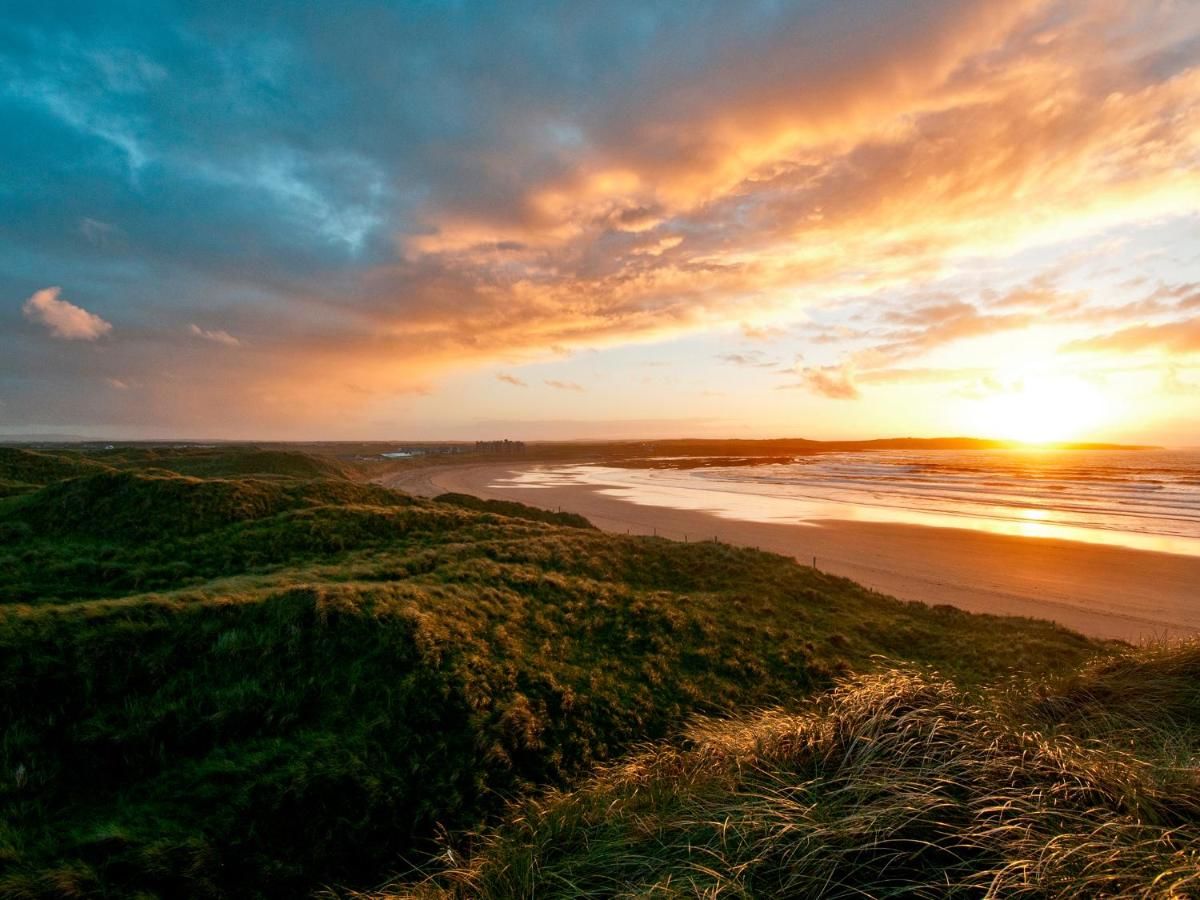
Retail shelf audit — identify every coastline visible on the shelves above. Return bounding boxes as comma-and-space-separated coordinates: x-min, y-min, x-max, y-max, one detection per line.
382, 461, 1200, 643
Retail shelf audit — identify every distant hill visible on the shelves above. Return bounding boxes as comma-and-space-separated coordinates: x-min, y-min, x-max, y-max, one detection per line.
626, 436, 1159, 456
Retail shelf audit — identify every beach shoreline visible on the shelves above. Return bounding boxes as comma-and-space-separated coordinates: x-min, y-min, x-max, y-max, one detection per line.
382, 461, 1200, 643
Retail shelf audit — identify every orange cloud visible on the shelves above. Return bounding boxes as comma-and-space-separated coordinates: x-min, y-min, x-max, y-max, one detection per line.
1065, 321, 1200, 356
41, 0, 1196, 434
781, 365, 861, 400
368, 1, 1199, 383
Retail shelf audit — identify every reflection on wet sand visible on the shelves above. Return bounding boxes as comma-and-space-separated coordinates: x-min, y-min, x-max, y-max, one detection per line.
497, 454, 1200, 558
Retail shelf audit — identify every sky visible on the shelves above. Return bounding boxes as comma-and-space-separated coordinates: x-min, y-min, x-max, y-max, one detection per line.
2, 0, 1199, 444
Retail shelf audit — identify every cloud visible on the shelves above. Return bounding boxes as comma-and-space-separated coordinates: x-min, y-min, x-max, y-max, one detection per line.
1064, 320, 1200, 356
717, 352, 777, 368
740, 322, 787, 341
496, 373, 527, 387
835, 300, 1036, 371
803, 324, 870, 346
188, 324, 242, 347
1162, 365, 1198, 395
544, 379, 584, 391
385, 1, 1199, 365
79, 217, 122, 246
983, 277, 1085, 314
781, 365, 860, 400
22, 287, 112, 340
898, 302, 1030, 348
822, 275, 1200, 399
2, 1, 1199, 434
1147, 282, 1200, 310
858, 367, 991, 386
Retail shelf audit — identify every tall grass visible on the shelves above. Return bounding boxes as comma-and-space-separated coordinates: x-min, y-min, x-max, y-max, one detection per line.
0, 449, 1113, 897
387, 645, 1200, 899
433, 492, 595, 529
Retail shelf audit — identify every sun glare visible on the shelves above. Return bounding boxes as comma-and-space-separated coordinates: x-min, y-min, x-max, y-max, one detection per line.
965, 372, 1110, 444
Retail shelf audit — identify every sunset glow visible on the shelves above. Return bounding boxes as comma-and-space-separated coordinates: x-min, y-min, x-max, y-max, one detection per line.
8, 7, 1200, 895
965, 372, 1112, 444
2, 1, 1198, 444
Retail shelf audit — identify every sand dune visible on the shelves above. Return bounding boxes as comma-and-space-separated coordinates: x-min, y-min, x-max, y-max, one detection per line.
384, 462, 1200, 643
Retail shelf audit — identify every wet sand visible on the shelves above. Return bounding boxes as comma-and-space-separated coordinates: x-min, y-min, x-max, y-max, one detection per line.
382, 462, 1200, 643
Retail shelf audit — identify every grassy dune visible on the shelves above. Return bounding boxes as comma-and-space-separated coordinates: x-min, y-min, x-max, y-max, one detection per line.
0, 448, 114, 498
391, 643, 1200, 899
0, 447, 1172, 898
433, 492, 596, 530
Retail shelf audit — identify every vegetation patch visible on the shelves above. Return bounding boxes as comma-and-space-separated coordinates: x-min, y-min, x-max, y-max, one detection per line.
392, 642, 1200, 899
0, 447, 114, 486
0, 450, 1110, 897
434, 492, 596, 529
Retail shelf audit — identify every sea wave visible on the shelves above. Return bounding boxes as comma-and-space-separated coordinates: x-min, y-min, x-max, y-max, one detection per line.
498, 449, 1200, 557
688, 449, 1200, 543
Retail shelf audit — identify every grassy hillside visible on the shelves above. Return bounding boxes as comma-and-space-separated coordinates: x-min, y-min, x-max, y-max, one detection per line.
0, 447, 114, 498
98, 447, 356, 480
0, 445, 354, 481
0, 452, 1103, 898
0, 469, 426, 601
394, 642, 1200, 899
434, 491, 595, 529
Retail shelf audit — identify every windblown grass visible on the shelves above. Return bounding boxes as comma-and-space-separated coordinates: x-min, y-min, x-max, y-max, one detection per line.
434, 492, 595, 529
0, 452, 1102, 897
387, 644, 1200, 899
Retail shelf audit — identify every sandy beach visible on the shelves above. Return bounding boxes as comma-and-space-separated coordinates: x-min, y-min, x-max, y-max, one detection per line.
384, 461, 1200, 643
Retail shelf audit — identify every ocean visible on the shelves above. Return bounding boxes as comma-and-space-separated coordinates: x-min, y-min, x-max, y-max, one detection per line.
499, 449, 1200, 557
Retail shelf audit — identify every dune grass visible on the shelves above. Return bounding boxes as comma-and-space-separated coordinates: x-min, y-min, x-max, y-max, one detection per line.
0, 447, 113, 493
433, 491, 595, 529
389, 642, 1200, 899
0, 450, 1106, 897
97, 447, 356, 481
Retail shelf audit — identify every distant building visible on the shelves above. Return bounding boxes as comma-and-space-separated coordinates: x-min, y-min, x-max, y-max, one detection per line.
377, 444, 470, 459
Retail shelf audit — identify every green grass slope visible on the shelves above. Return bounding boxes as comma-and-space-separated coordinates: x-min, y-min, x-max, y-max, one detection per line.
434, 492, 595, 529
396, 642, 1200, 899
0, 448, 114, 494
0, 460, 1099, 898
8, 469, 402, 540
113, 447, 354, 480
0, 471, 425, 601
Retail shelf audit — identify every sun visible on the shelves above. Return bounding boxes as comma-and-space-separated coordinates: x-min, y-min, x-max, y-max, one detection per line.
964, 371, 1110, 444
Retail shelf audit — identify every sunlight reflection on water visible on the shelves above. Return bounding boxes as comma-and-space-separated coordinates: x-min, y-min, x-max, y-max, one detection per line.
494, 450, 1200, 557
